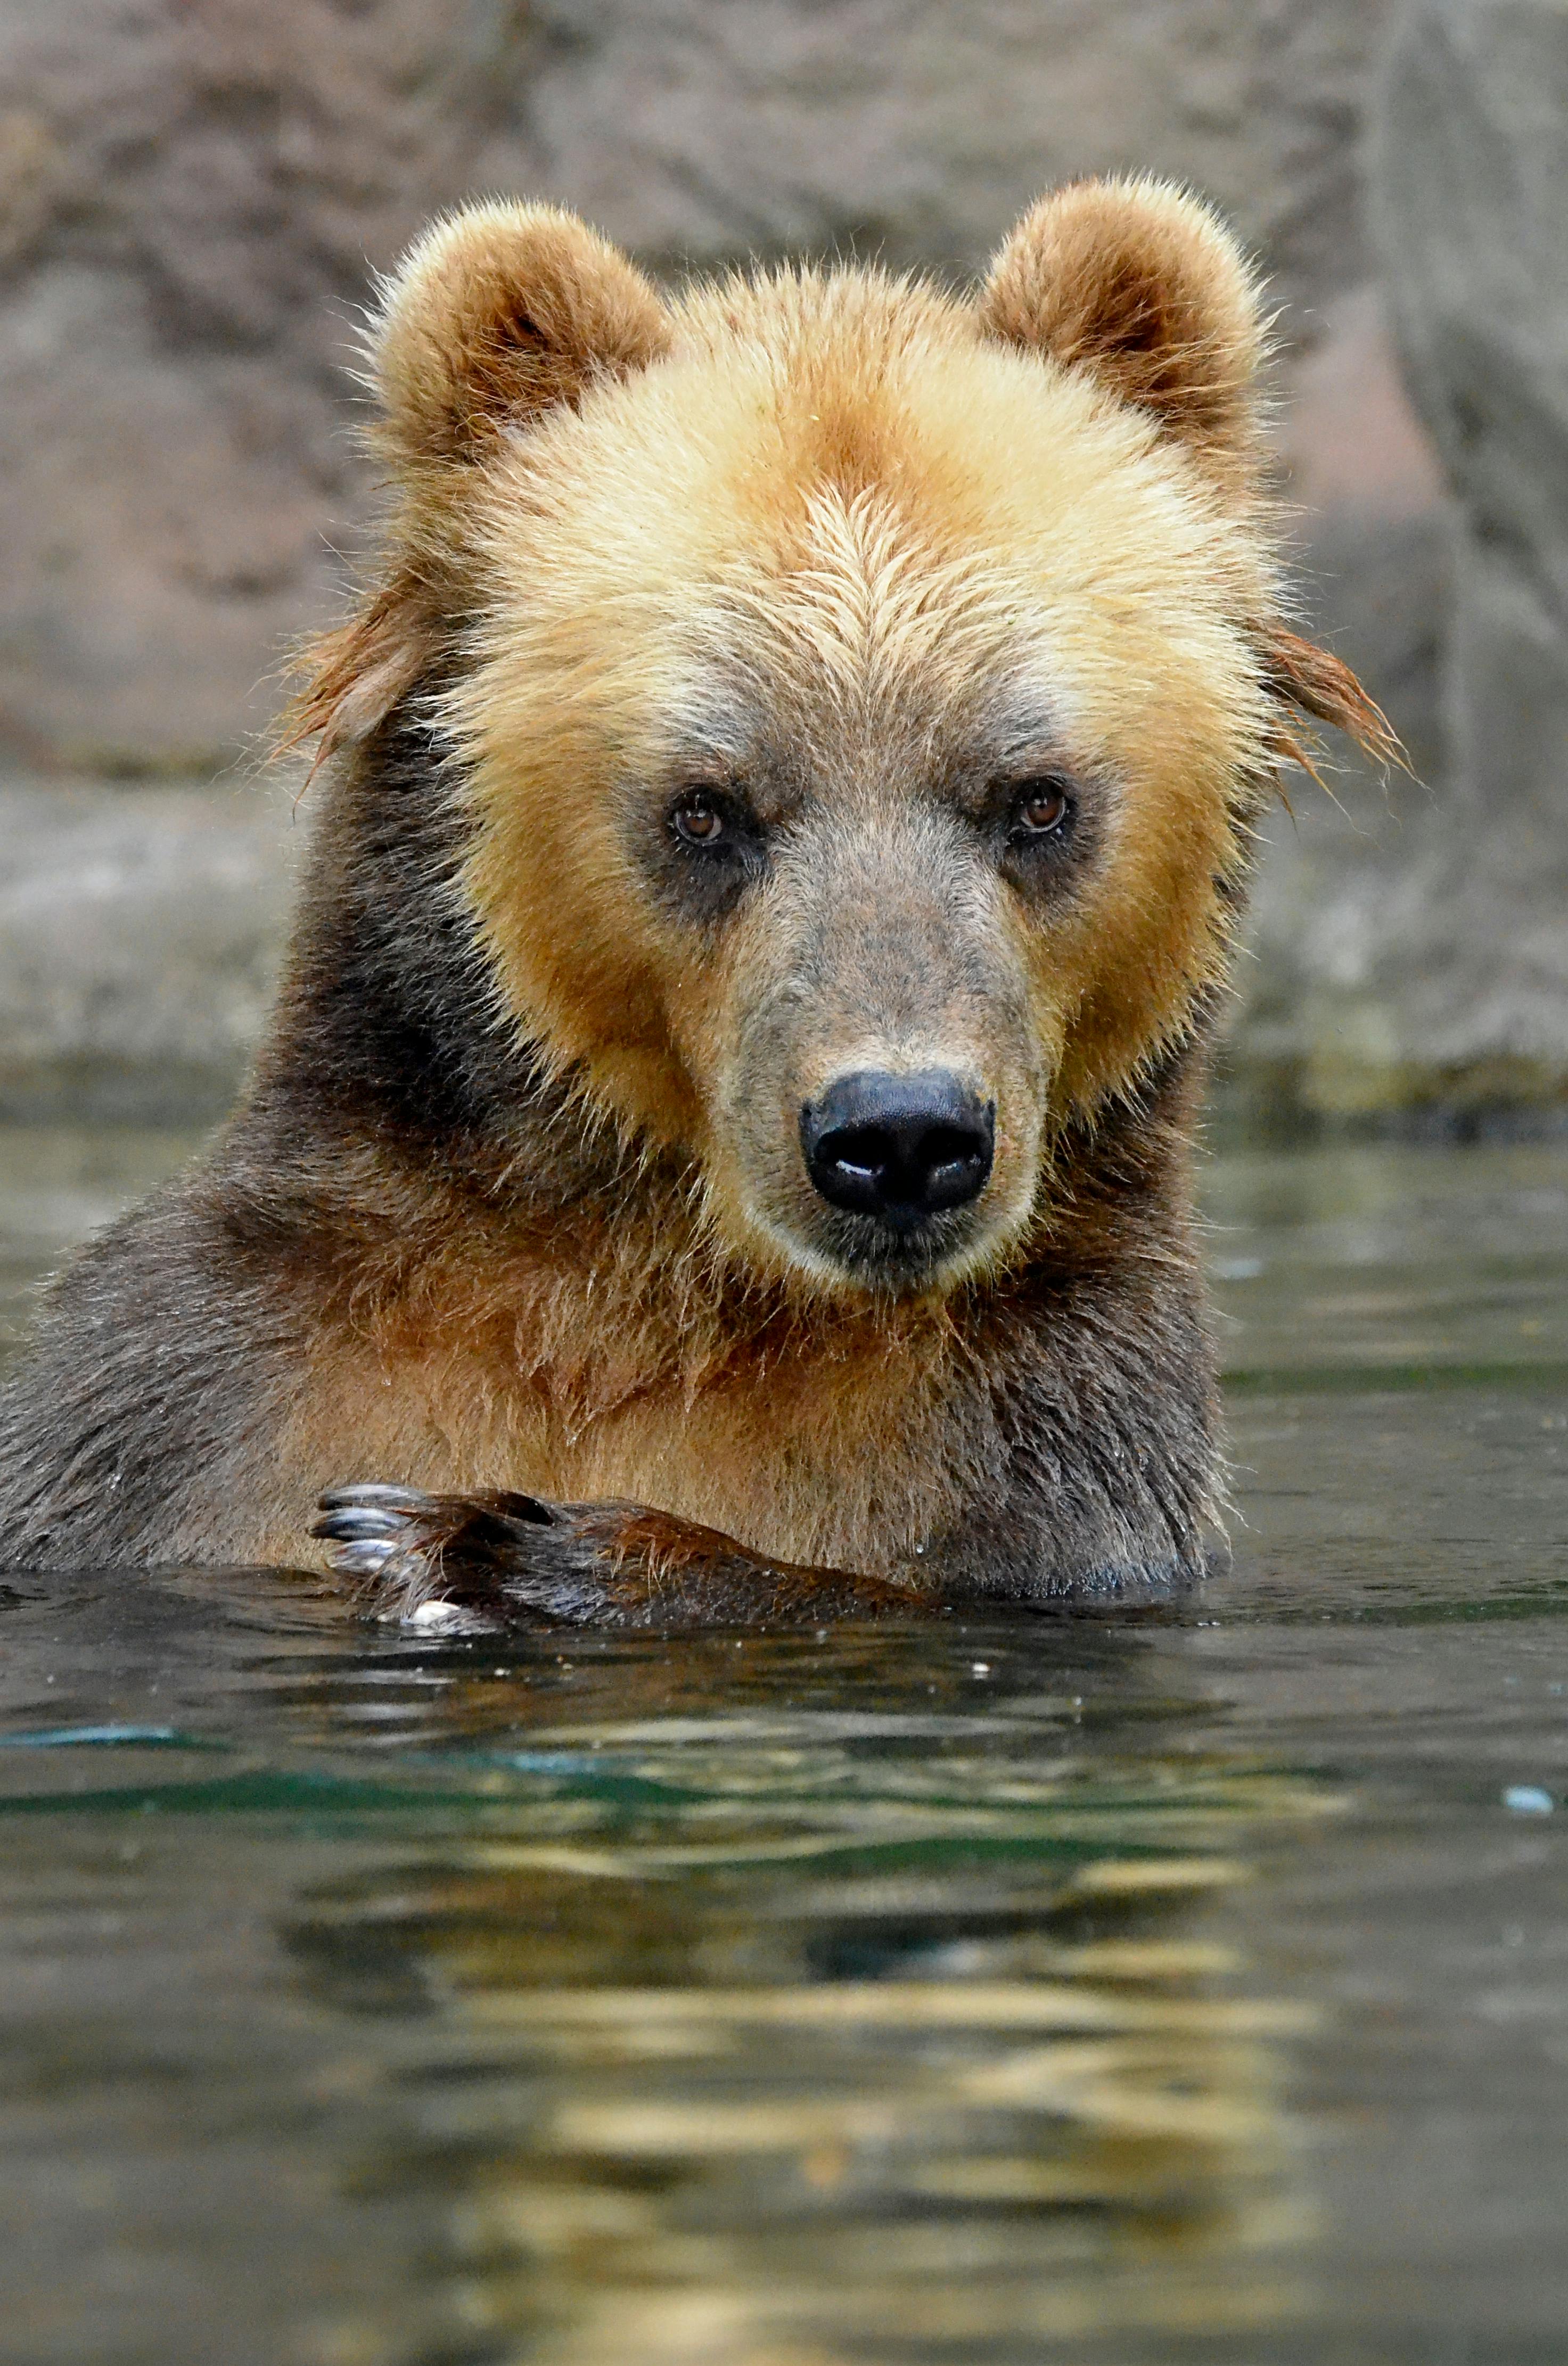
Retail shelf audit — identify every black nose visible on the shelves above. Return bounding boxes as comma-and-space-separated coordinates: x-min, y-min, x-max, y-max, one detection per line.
800, 1069, 996, 1228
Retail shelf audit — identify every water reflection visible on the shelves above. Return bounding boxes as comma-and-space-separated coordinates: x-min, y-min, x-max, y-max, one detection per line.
248, 1641, 1332, 2366
0, 1582, 1339, 2365
3, 1138, 1568, 2364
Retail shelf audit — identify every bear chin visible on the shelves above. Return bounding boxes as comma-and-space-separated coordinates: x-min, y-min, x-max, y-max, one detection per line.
734, 1194, 1032, 1305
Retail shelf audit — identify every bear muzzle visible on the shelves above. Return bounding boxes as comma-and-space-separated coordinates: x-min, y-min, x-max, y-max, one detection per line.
799, 1069, 996, 1232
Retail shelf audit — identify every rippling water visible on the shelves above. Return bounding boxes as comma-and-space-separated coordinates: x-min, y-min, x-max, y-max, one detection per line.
2, 1130, 1567, 2365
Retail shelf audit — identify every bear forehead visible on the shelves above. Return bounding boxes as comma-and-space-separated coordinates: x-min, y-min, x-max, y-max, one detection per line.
454, 308, 1264, 807
470, 268, 1264, 635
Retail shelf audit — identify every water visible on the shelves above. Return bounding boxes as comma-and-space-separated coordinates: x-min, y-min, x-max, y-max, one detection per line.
2, 1129, 1566, 2366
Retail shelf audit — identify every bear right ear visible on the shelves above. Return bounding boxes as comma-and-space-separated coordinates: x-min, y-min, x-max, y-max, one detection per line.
367, 200, 670, 475
978, 177, 1268, 499
280, 206, 670, 771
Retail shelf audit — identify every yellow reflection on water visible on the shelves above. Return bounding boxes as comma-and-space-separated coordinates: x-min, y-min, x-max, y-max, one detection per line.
284, 1731, 1337, 2366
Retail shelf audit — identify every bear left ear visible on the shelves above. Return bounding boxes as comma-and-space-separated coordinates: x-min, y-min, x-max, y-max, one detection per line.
367, 199, 671, 475
280, 205, 671, 773
978, 177, 1268, 497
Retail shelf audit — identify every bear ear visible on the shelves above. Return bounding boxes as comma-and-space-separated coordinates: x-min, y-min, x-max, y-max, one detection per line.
281, 206, 668, 775
978, 177, 1268, 494
367, 200, 671, 474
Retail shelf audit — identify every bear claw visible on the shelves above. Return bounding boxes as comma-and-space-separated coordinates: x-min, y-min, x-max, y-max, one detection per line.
310, 1482, 574, 1621
310, 1481, 933, 1630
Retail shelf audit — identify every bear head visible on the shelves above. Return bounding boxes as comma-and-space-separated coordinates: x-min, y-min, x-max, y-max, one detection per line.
295, 182, 1389, 1302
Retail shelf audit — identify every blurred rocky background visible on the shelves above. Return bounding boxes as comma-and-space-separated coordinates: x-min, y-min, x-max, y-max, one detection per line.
0, 0, 1562, 1131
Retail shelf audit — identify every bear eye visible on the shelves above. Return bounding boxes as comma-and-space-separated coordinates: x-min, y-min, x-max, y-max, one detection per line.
1009, 778, 1073, 840
670, 793, 728, 849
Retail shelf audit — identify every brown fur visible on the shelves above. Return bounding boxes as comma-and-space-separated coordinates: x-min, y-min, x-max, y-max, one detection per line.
0, 180, 1391, 1620
981, 178, 1270, 502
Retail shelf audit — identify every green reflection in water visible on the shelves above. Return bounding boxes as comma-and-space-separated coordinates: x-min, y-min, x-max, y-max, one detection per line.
271, 1688, 1325, 2365
0, 1588, 1334, 2364
2, 1136, 1568, 2364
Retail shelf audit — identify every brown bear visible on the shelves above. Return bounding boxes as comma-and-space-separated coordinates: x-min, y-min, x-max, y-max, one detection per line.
0, 179, 1388, 1624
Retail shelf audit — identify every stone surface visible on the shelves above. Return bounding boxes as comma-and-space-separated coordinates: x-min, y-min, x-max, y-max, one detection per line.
14, 0, 1563, 1127
0, 1, 547, 770
521, 0, 1394, 305
1372, 0, 1568, 1112
1224, 284, 1459, 1124
0, 0, 1399, 773
0, 774, 305, 1121
1226, 0, 1568, 1126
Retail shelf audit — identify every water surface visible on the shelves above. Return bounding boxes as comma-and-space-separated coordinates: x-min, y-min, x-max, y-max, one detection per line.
2, 1130, 1566, 2365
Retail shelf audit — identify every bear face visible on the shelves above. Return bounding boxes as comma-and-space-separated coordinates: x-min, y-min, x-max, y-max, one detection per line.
296, 184, 1386, 1307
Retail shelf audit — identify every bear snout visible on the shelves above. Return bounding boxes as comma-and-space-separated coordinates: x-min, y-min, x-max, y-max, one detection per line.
799, 1069, 996, 1230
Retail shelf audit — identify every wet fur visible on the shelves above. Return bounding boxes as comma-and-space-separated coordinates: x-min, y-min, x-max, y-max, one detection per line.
0, 180, 1389, 1614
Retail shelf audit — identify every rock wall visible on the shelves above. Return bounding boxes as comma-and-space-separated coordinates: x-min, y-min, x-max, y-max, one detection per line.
1228, 0, 1568, 1129
13, 0, 1556, 1129
0, 1, 548, 769
1370, 0, 1568, 1114
0, 775, 305, 1122
0, 0, 1405, 772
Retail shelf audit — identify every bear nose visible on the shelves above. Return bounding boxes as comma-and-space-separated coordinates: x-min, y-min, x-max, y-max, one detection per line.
800, 1070, 996, 1227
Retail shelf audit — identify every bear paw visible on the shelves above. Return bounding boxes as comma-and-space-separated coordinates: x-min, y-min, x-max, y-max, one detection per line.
310, 1482, 930, 1629
312, 1482, 629, 1626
